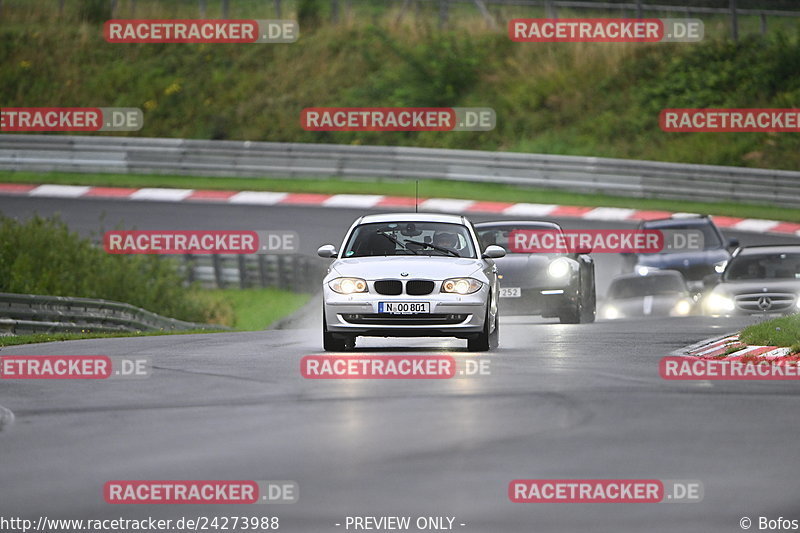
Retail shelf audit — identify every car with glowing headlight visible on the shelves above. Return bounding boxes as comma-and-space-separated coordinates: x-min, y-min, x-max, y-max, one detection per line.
622, 215, 737, 294
703, 244, 800, 316
474, 221, 595, 323
317, 213, 505, 351
600, 271, 695, 320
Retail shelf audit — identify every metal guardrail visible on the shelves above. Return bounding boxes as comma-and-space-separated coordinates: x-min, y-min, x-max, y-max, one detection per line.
1, 134, 798, 207
182, 253, 327, 290
0, 292, 224, 336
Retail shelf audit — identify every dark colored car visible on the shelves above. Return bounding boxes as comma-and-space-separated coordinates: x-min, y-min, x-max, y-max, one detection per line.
703, 245, 800, 316
623, 215, 738, 292
600, 271, 695, 320
474, 221, 596, 323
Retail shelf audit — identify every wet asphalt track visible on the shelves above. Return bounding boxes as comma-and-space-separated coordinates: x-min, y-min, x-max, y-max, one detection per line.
1, 197, 799, 533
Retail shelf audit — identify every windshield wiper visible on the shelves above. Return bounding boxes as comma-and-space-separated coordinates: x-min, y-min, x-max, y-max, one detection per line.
405, 239, 460, 257
376, 232, 418, 255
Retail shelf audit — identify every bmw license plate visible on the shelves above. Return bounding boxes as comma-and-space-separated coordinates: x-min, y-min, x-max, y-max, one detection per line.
499, 287, 521, 298
378, 302, 430, 314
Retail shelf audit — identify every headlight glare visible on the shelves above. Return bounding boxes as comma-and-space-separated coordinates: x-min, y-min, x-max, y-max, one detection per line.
441, 277, 482, 295
329, 277, 368, 294
547, 257, 571, 278
672, 299, 692, 316
706, 293, 735, 313
636, 265, 657, 276
603, 306, 620, 320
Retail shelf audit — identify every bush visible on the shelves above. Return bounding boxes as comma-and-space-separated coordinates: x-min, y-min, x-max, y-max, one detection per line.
0, 215, 219, 323
298, 0, 324, 30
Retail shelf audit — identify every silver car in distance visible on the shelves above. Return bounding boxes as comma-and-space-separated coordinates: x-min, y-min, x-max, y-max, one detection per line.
317, 213, 505, 352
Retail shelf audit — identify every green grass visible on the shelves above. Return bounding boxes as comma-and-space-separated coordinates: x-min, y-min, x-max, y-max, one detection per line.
740, 314, 800, 351
0, 288, 310, 346
3, 169, 799, 222
0, 329, 223, 347
205, 288, 310, 331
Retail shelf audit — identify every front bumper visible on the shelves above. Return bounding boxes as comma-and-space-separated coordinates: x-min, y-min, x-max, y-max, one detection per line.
323, 286, 488, 338
499, 286, 579, 317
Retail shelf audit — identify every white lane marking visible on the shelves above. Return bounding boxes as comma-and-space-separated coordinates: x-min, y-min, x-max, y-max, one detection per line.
583, 207, 637, 220
29, 184, 91, 197
694, 340, 740, 356
734, 219, 780, 233
762, 347, 792, 359
323, 194, 384, 208
228, 191, 288, 205
726, 345, 767, 357
420, 198, 475, 212
502, 203, 557, 216
130, 188, 194, 201
689, 335, 740, 355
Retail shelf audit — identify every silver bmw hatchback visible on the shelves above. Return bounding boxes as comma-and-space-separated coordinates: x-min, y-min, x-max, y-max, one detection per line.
317, 213, 505, 352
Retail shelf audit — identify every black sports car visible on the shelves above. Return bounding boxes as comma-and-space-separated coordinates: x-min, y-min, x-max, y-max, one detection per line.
475, 220, 596, 323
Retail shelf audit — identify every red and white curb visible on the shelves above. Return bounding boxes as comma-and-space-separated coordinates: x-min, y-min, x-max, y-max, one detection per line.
2, 182, 800, 236
680, 334, 793, 361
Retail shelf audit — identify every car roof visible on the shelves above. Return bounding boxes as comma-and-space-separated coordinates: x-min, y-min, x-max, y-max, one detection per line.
355, 212, 468, 225
734, 244, 800, 256
641, 215, 713, 228
474, 220, 562, 230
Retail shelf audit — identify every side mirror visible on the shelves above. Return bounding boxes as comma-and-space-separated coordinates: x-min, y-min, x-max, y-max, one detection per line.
482, 245, 506, 259
728, 238, 740, 249
317, 244, 338, 258
702, 273, 720, 289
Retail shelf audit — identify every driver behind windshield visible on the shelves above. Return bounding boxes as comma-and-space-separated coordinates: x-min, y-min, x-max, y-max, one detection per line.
433, 232, 459, 253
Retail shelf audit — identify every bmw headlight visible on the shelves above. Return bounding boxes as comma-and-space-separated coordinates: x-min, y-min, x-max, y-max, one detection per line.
706, 293, 735, 314
547, 257, 571, 278
671, 299, 692, 316
328, 277, 368, 294
441, 278, 482, 295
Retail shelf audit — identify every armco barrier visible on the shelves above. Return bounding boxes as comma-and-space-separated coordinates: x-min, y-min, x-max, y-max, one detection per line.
0, 134, 798, 207
0, 292, 225, 335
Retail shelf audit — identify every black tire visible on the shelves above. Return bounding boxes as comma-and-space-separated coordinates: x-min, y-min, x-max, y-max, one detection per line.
322, 308, 355, 351
560, 268, 596, 324
580, 275, 597, 324
489, 308, 499, 350
468, 303, 498, 352
558, 301, 581, 324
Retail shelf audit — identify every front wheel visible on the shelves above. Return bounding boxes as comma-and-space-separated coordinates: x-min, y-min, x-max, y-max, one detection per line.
559, 272, 596, 324
468, 304, 498, 351
322, 308, 355, 351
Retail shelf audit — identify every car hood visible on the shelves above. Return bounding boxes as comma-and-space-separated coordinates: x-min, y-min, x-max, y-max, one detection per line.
636, 249, 729, 269
330, 256, 485, 281
603, 294, 683, 316
715, 279, 800, 296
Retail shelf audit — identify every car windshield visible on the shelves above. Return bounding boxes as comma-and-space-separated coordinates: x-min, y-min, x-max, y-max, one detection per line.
724, 252, 800, 281
607, 274, 687, 298
641, 221, 723, 251
477, 225, 562, 254
342, 222, 476, 258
